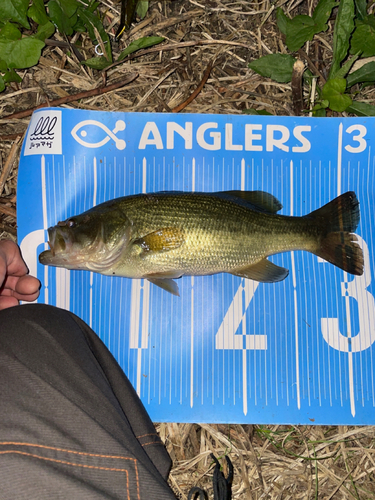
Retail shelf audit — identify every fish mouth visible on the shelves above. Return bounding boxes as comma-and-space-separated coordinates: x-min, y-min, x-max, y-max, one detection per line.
39, 226, 75, 266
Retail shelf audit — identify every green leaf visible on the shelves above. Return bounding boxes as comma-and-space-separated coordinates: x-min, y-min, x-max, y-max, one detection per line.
48, 0, 75, 36
0, 22, 22, 40
347, 61, 375, 86
0, 59, 8, 72
136, 0, 149, 19
32, 21, 56, 41
321, 78, 353, 111
283, 0, 338, 51
82, 55, 111, 69
313, 99, 329, 111
312, 0, 339, 25
285, 15, 317, 51
118, 36, 165, 61
51, 0, 78, 19
3, 68, 22, 83
0, 0, 30, 29
248, 53, 296, 83
275, 7, 288, 35
329, 0, 355, 79
350, 18, 375, 57
354, 0, 367, 20
312, 107, 327, 117
334, 52, 360, 79
0, 37, 45, 69
71, 17, 86, 33
77, 7, 112, 62
0, 75, 5, 92
28, 0, 50, 25
347, 101, 375, 115
87, 1, 101, 13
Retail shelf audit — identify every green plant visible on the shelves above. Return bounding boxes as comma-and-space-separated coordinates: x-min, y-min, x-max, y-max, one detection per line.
0, 0, 163, 92
248, 0, 375, 116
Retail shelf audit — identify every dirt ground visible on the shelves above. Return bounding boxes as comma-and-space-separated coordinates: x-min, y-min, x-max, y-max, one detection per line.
0, 1, 375, 498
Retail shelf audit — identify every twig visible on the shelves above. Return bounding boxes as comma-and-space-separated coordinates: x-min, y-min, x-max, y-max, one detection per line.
172, 60, 213, 112
136, 67, 176, 108
0, 136, 21, 198
224, 87, 291, 103
104, 40, 249, 73
0, 133, 27, 142
3, 73, 139, 120
120, 11, 157, 41
0, 204, 17, 218
0, 222, 17, 236
291, 59, 305, 116
325, 467, 357, 500
0, 203, 17, 219
134, 9, 204, 39
309, 77, 318, 117
298, 48, 326, 84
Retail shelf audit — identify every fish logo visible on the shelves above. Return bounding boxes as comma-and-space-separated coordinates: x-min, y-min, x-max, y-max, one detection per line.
71, 119, 126, 150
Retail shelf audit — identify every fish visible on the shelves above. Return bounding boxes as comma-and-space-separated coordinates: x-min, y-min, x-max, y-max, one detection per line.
39, 190, 364, 296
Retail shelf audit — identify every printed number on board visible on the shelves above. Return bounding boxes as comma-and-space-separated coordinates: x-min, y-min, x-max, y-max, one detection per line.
215, 280, 267, 351
321, 237, 375, 352
344, 125, 367, 154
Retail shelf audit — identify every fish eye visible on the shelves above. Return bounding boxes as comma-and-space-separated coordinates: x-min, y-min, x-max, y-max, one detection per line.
67, 219, 76, 228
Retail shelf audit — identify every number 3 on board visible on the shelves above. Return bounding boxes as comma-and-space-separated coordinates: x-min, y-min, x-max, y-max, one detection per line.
320, 237, 375, 352
344, 124, 367, 153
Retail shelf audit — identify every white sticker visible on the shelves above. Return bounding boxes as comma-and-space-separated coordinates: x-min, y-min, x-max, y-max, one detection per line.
24, 110, 62, 156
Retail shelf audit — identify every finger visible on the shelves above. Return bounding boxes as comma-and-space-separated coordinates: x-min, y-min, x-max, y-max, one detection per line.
1, 285, 41, 303
13, 289, 40, 303
1, 276, 41, 303
0, 295, 20, 310
0, 240, 28, 277
0, 287, 40, 303
14, 275, 41, 296
2, 274, 38, 295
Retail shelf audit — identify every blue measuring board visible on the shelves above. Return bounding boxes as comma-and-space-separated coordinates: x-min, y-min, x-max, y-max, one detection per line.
17, 108, 375, 424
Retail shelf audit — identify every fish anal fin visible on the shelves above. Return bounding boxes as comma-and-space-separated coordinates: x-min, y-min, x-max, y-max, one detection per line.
221, 190, 282, 213
147, 278, 180, 296
231, 258, 289, 283
134, 227, 184, 253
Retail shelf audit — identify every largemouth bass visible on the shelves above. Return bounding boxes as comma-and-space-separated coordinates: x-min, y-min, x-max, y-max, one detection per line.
39, 190, 364, 296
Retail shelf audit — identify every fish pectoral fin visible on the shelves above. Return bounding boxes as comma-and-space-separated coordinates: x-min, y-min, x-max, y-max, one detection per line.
231, 258, 289, 283
133, 227, 185, 254
147, 277, 180, 296
220, 190, 282, 213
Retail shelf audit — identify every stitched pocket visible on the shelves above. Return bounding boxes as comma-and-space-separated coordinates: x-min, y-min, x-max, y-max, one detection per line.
0, 441, 140, 500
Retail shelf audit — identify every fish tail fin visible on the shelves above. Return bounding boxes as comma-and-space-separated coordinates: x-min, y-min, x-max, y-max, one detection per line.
317, 232, 363, 275
307, 191, 364, 275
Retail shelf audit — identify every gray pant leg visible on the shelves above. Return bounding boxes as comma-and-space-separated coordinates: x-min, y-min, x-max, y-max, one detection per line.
0, 304, 175, 500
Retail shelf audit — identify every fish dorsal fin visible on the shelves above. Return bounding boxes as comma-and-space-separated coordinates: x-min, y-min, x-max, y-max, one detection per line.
133, 227, 185, 253
231, 258, 289, 283
221, 190, 282, 213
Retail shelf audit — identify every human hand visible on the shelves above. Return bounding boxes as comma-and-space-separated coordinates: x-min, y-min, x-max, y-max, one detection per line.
0, 240, 40, 310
